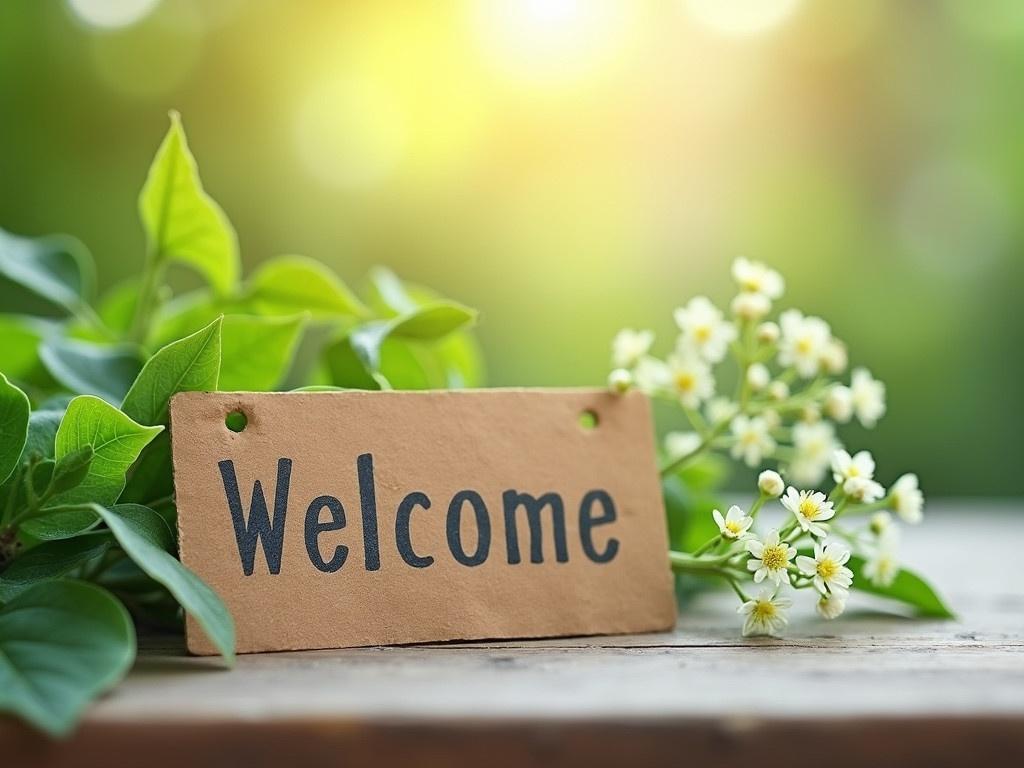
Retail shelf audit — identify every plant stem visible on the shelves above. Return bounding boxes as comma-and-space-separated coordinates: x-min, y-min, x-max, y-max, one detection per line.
129, 248, 165, 343
660, 417, 730, 476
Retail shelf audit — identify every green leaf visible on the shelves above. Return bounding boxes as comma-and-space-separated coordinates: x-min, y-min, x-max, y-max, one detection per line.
119, 431, 173, 507
0, 410, 62, 515
661, 474, 721, 553
139, 112, 239, 295
106, 503, 175, 552
848, 555, 954, 618
22, 397, 162, 540
246, 255, 367, 319
0, 535, 113, 597
0, 580, 135, 737
388, 302, 477, 340
122, 316, 222, 425
89, 503, 235, 663
50, 445, 94, 494
0, 373, 30, 484
0, 315, 48, 380
0, 227, 94, 315
219, 314, 306, 391
39, 338, 143, 404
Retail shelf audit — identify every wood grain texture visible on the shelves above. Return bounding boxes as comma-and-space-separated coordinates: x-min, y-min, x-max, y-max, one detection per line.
4, 502, 1023, 766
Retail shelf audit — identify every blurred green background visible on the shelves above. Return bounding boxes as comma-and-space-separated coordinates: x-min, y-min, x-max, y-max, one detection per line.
1, 0, 1020, 496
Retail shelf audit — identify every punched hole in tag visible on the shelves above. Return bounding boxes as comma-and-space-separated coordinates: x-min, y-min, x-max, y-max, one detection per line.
225, 410, 248, 433
578, 409, 599, 431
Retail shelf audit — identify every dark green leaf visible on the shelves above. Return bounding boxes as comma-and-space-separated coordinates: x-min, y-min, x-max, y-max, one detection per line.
848, 555, 954, 618
119, 431, 174, 507
0, 373, 31, 485
39, 338, 143, 404
108, 503, 175, 552
140, 112, 239, 295
219, 314, 306, 391
0, 227, 94, 315
0, 535, 113, 595
122, 316, 221, 425
50, 445, 94, 494
89, 504, 235, 663
0, 580, 135, 736
246, 255, 367, 319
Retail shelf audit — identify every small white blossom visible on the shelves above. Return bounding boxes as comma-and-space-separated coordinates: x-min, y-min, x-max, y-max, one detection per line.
732, 257, 784, 299
730, 291, 771, 321
705, 396, 737, 424
781, 486, 835, 538
864, 545, 900, 587
870, 510, 893, 537
673, 296, 737, 363
664, 431, 701, 459
823, 384, 853, 423
760, 408, 781, 430
746, 363, 770, 391
800, 404, 821, 423
831, 449, 876, 484
756, 321, 780, 344
890, 473, 924, 524
796, 541, 853, 596
778, 309, 832, 378
607, 368, 632, 393
768, 380, 790, 401
789, 421, 838, 485
758, 470, 785, 497
844, 476, 885, 503
738, 588, 792, 637
820, 338, 848, 375
611, 328, 654, 369
850, 367, 886, 427
713, 505, 754, 540
667, 353, 714, 408
633, 356, 670, 395
730, 414, 776, 468
816, 592, 847, 620
746, 529, 796, 586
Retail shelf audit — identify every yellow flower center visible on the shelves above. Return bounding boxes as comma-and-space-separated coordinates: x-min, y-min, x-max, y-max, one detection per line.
752, 599, 777, 621
694, 325, 712, 343
847, 466, 861, 478
725, 520, 743, 535
741, 277, 761, 292
796, 337, 813, 355
817, 558, 838, 580
798, 499, 820, 520
761, 544, 788, 571
675, 372, 695, 392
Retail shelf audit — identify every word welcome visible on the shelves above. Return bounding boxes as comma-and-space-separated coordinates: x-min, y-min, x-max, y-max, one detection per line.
218, 454, 620, 575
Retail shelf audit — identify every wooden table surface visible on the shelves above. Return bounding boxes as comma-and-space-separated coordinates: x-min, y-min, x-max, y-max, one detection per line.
6, 501, 1023, 767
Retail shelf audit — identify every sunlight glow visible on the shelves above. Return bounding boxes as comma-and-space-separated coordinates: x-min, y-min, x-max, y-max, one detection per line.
685, 0, 801, 37
67, 0, 161, 30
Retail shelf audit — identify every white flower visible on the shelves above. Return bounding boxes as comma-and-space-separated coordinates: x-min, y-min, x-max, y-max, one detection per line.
778, 309, 832, 378
820, 338, 848, 375
611, 328, 654, 369
796, 541, 853, 596
760, 408, 781, 430
789, 421, 838, 485
667, 353, 714, 408
730, 414, 776, 468
633, 356, 670, 394
890, 473, 924, 524
781, 486, 835, 538
731, 291, 770, 321
816, 592, 846, 620
844, 476, 885, 503
746, 529, 796, 585
607, 368, 632, 393
664, 431, 701, 459
738, 588, 792, 637
732, 257, 784, 300
768, 380, 789, 401
673, 296, 737, 363
758, 470, 785, 497
831, 449, 876, 484
746, 363, 770, 391
850, 367, 886, 427
823, 384, 853, 423
705, 396, 737, 424
713, 505, 754, 540
756, 321, 780, 344
864, 545, 900, 588
869, 510, 893, 537
800, 404, 821, 424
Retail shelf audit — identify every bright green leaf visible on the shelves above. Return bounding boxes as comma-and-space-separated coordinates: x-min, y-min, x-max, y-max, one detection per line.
0, 315, 48, 380
50, 445, 94, 494
0, 536, 113, 597
122, 316, 222, 425
246, 255, 367, 319
89, 503, 235, 663
139, 112, 238, 295
39, 338, 143, 404
389, 302, 477, 340
0, 580, 135, 737
0, 227, 94, 315
848, 555, 954, 618
0, 373, 31, 484
219, 314, 306, 391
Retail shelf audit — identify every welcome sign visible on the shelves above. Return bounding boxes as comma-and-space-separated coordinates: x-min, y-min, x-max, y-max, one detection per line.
170, 389, 676, 655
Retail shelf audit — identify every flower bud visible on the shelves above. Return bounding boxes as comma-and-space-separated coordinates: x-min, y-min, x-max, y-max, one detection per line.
756, 321, 780, 344
768, 381, 789, 401
816, 593, 846, 620
800, 404, 821, 423
870, 510, 893, 537
607, 368, 632, 394
824, 385, 853, 423
821, 339, 848, 375
758, 469, 784, 497
746, 363, 770, 391
731, 291, 770, 321
760, 408, 781, 430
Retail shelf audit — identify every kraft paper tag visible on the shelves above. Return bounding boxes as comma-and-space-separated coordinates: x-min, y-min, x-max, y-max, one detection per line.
170, 389, 676, 655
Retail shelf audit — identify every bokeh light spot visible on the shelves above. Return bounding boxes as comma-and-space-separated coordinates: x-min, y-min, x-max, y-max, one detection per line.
685, 0, 801, 37
67, 0, 161, 30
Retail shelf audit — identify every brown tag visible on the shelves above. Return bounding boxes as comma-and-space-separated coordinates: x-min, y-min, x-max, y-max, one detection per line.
170, 389, 676, 655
